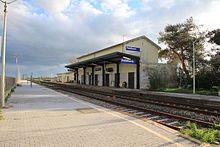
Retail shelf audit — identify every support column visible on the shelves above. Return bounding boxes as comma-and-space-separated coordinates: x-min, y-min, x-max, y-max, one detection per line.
116, 63, 120, 88
136, 59, 140, 89
92, 66, 94, 85
76, 68, 79, 84
102, 64, 105, 86
83, 67, 86, 84
74, 71, 76, 81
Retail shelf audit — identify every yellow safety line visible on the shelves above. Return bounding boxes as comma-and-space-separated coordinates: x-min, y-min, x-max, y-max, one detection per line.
67, 96, 186, 147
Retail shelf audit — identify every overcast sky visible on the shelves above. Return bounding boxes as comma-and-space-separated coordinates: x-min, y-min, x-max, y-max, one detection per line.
0, 0, 219, 78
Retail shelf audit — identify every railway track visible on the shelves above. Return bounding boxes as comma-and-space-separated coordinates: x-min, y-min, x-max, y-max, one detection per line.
66, 87, 220, 117
38, 81, 218, 130
44, 82, 220, 116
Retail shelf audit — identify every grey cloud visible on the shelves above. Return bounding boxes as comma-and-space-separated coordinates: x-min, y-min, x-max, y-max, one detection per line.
0, 0, 219, 77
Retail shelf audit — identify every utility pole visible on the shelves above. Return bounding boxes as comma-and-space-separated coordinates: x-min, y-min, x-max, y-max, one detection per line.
192, 39, 197, 94
0, 0, 17, 107
26, 74, 28, 84
30, 72, 33, 87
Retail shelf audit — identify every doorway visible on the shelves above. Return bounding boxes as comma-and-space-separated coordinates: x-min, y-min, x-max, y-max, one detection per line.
89, 75, 91, 85
128, 72, 134, 89
105, 74, 109, 86
95, 74, 98, 86
114, 73, 120, 87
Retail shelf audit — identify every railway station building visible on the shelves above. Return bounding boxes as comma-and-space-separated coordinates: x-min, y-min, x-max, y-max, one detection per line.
56, 72, 74, 83
65, 35, 177, 89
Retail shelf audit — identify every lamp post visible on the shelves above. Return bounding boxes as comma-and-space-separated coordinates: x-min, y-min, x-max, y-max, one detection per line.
192, 39, 197, 94
0, 0, 17, 107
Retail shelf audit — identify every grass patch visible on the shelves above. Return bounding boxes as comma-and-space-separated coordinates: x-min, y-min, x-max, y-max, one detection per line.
5, 86, 16, 103
180, 121, 220, 144
150, 87, 218, 96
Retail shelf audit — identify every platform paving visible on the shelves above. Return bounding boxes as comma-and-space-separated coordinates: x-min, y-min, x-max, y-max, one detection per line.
0, 82, 201, 147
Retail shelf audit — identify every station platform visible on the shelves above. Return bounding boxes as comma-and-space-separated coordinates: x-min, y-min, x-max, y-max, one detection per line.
0, 82, 202, 147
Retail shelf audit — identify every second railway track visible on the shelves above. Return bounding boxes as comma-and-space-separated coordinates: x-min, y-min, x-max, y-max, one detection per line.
38, 81, 219, 130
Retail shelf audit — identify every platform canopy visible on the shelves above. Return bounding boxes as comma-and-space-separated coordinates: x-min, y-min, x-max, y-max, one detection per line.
65, 52, 140, 69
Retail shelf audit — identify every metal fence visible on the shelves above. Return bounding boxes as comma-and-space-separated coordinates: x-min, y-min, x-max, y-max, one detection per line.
0, 76, 16, 96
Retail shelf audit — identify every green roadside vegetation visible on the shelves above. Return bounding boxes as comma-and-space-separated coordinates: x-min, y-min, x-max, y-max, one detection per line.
33, 77, 56, 82
0, 86, 17, 120
181, 121, 220, 144
158, 18, 220, 95
150, 87, 219, 96
5, 86, 16, 103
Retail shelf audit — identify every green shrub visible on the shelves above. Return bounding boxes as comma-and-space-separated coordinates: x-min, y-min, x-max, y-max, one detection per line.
180, 121, 220, 144
196, 70, 213, 89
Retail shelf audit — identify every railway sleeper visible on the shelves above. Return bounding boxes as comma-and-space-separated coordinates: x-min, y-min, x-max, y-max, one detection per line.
155, 118, 170, 122
133, 112, 145, 115
148, 116, 160, 119
167, 121, 180, 125
140, 114, 152, 117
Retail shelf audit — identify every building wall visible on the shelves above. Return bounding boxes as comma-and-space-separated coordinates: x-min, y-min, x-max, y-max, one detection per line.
77, 63, 138, 87
57, 74, 63, 82
140, 63, 177, 89
78, 62, 177, 90
57, 72, 74, 83
140, 39, 159, 63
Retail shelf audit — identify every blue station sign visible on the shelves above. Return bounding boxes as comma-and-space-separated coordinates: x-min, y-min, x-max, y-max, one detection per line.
120, 59, 136, 64
125, 46, 140, 52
